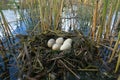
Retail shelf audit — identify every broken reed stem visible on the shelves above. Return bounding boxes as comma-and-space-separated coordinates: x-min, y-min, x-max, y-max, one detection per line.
109, 31, 120, 63
59, 59, 80, 80
98, 43, 114, 51
23, 42, 32, 75
77, 69, 98, 71
49, 56, 64, 61
63, 59, 76, 68
114, 50, 120, 73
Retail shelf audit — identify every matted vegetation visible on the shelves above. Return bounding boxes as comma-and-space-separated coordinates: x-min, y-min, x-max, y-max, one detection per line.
0, 0, 120, 80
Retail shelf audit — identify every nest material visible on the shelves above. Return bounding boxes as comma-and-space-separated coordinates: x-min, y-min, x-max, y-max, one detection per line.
17, 31, 117, 80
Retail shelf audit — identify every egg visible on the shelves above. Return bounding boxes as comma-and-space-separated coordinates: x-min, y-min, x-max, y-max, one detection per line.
60, 43, 71, 50
52, 43, 61, 50
56, 37, 64, 44
63, 38, 72, 44
49, 73, 56, 80
47, 39, 55, 48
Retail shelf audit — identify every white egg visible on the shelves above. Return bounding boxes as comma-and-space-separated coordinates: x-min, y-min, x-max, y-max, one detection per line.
63, 38, 72, 44
47, 39, 55, 48
52, 43, 61, 50
56, 37, 64, 44
60, 43, 71, 51
49, 73, 56, 80
17, 78, 21, 80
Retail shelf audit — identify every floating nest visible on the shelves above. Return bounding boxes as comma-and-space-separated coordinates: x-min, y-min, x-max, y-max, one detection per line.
17, 31, 118, 80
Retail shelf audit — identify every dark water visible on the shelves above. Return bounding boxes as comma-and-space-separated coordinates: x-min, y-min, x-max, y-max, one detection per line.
0, 9, 119, 80
0, 18, 27, 80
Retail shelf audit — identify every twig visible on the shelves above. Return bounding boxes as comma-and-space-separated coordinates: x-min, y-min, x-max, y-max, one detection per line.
47, 60, 56, 73
63, 59, 75, 68
48, 56, 64, 61
23, 42, 32, 75
98, 43, 114, 51
58, 59, 80, 80
77, 69, 98, 71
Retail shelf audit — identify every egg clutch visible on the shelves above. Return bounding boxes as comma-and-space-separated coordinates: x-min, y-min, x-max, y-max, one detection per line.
47, 37, 72, 50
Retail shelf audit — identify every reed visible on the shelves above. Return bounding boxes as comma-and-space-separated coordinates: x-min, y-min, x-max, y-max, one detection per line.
91, 0, 98, 39
105, 0, 117, 39
109, 31, 120, 63
0, 0, 120, 79
115, 50, 120, 73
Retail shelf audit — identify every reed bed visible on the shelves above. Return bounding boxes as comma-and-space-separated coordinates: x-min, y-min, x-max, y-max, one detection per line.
16, 30, 116, 80
0, 0, 120, 80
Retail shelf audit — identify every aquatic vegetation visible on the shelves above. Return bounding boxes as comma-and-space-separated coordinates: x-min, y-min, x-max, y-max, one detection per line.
0, 0, 120, 80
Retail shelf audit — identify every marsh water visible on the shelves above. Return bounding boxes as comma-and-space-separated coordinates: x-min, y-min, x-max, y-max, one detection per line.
0, 9, 119, 80
0, 10, 27, 80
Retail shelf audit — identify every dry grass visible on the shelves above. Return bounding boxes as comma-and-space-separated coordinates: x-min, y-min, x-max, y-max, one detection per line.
0, 0, 120, 79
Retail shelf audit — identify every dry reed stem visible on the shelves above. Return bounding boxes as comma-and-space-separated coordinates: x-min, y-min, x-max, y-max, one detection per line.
91, 0, 98, 39
109, 31, 120, 63
115, 50, 120, 73
59, 59, 80, 79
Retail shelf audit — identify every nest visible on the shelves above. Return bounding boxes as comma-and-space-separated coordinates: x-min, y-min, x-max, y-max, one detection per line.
17, 31, 117, 80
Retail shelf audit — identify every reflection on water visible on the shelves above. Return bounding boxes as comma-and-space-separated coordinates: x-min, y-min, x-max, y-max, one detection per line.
0, 9, 90, 80
0, 10, 27, 37
62, 5, 90, 36
0, 9, 119, 80
0, 10, 27, 80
